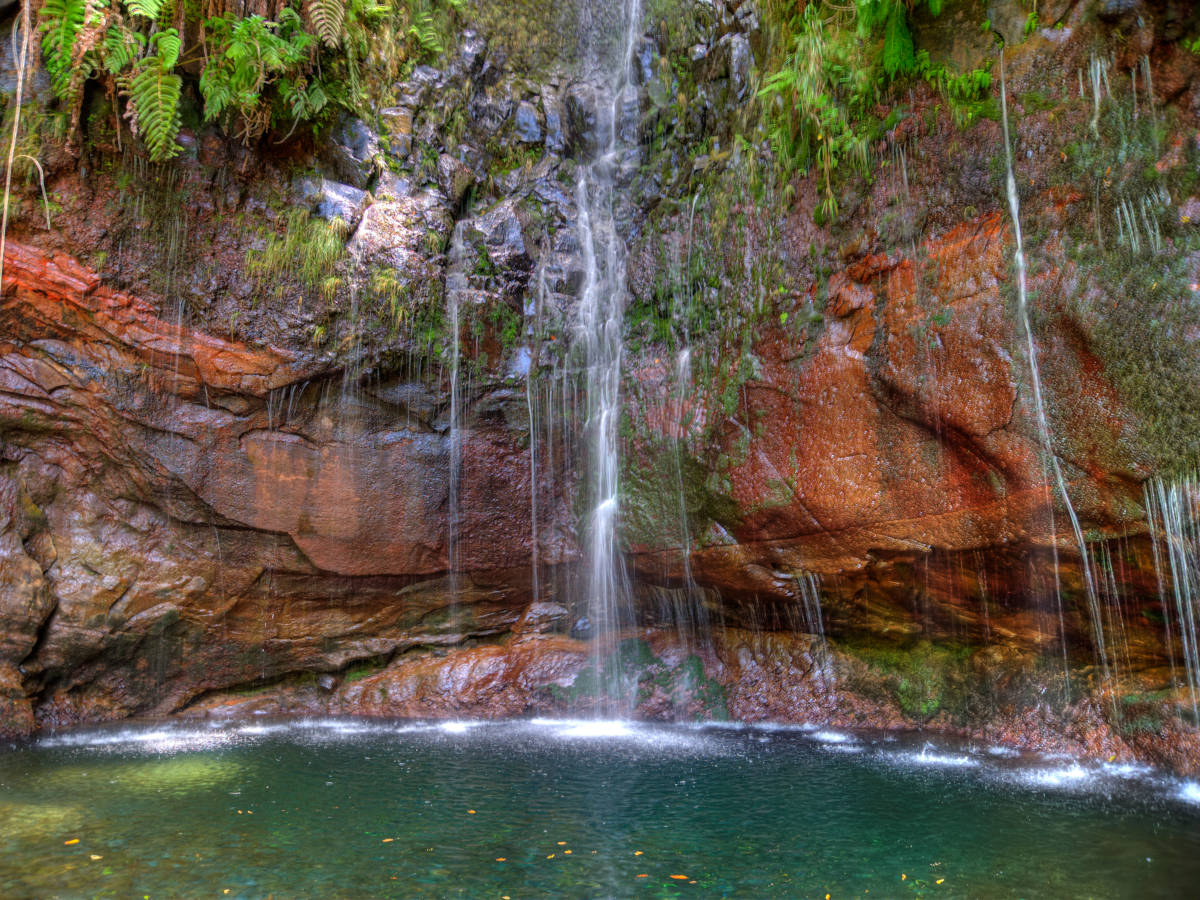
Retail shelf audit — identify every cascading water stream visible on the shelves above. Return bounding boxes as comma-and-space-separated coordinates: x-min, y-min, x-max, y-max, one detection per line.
999, 54, 1109, 683
572, 0, 643, 713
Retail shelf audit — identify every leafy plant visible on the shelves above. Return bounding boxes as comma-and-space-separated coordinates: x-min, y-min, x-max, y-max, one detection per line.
757, 1, 992, 216
200, 10, 317, 141
38, 0, 394, 161
38, 0, 87, 101
757, 3, 874, 220
306, 0, 346, 48
405, 0, 464, 58
127, 29, 183, 160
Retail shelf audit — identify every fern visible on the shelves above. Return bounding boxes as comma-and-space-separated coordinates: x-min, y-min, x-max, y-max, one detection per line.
306, 0, 346, 49
200, 11, 316, 138
128, 30, 182, 160
124, 0, 165, 19
881, 3, 915, 77
38, 0, 87, 100
102, 22, 145, 74
408, 4, 444, 56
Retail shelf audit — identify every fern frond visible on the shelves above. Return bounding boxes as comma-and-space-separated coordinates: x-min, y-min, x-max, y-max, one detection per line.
38, 0, 87, 100
124, 0, 165, 18
409, 7, 443, 55
881, 5, 915, 77
102, 23, 145, 73
306, 0, 346, 49
129, 32, 182, 161
153, 27, 181, 67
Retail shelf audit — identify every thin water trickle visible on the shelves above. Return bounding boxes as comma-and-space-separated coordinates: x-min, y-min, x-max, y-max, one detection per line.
446, 223, 469, 605
999, 54, 1109, 683
572, 0, 644, 712
667, 347, 709, 649
795, 572, 834, 696
1145, 474, 1200, 722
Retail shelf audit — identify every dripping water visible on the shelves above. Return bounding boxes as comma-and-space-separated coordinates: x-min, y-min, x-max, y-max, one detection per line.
795, 572, 834, 697
526, 257, 550, 609
999, 54, 1109, 682
1145, 474, 1200, 724
446, 223, 469, 611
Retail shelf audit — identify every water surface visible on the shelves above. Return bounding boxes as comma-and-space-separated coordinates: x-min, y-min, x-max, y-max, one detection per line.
1, 718, 1197, 898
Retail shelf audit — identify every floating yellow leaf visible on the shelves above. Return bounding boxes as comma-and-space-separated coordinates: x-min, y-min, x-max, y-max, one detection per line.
564, 850, 572, 855
670, 874, 688, 880
634, 850, 643, 856
937, 878, 945, 885
901, 873, 907, 881
557, 841, 567, 846
64, 839, 79, 846
90, 855, 102, 861
468, 809, 476, 814
826, 894, 831, 899
496, 858, 506, 862
547, 853, 555, 859
381, 838, 394, 843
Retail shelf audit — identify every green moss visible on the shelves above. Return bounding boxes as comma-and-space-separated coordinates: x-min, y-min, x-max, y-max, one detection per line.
620, 438, 742, 549
845, 638, 974, 721
466, 0, 581, 79
1065, 243, 1200, 478
343, 659, 387, 682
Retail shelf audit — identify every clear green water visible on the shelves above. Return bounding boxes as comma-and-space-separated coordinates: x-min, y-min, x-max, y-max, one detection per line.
1, 718, 1197, 899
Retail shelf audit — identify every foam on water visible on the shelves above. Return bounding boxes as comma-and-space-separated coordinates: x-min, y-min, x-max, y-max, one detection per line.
812, 730, 854, 744
40, 727, 232, 754
1024, 764, 1094, 789
1102, 761, 1153, 779
821, 744, 865, 754
895, 749, 979, 769
1179, 781, 1200, 805
556, 720, 637, 738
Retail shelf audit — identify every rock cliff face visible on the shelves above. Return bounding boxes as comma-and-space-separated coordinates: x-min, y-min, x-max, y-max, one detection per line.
2, 0, 1200, 771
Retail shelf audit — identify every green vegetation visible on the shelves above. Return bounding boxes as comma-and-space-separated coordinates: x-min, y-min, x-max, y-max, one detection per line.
246, 209, 348, 302
36, 0, 465, 161
757, 1, 994, 219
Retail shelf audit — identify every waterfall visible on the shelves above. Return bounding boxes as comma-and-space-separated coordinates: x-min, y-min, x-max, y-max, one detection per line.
999, 54, 1109, 682
1145, 474, 1200, 723
572, 0, 643, 713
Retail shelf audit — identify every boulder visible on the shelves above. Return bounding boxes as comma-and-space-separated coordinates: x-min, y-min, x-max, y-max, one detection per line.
325, 116, 381, 189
